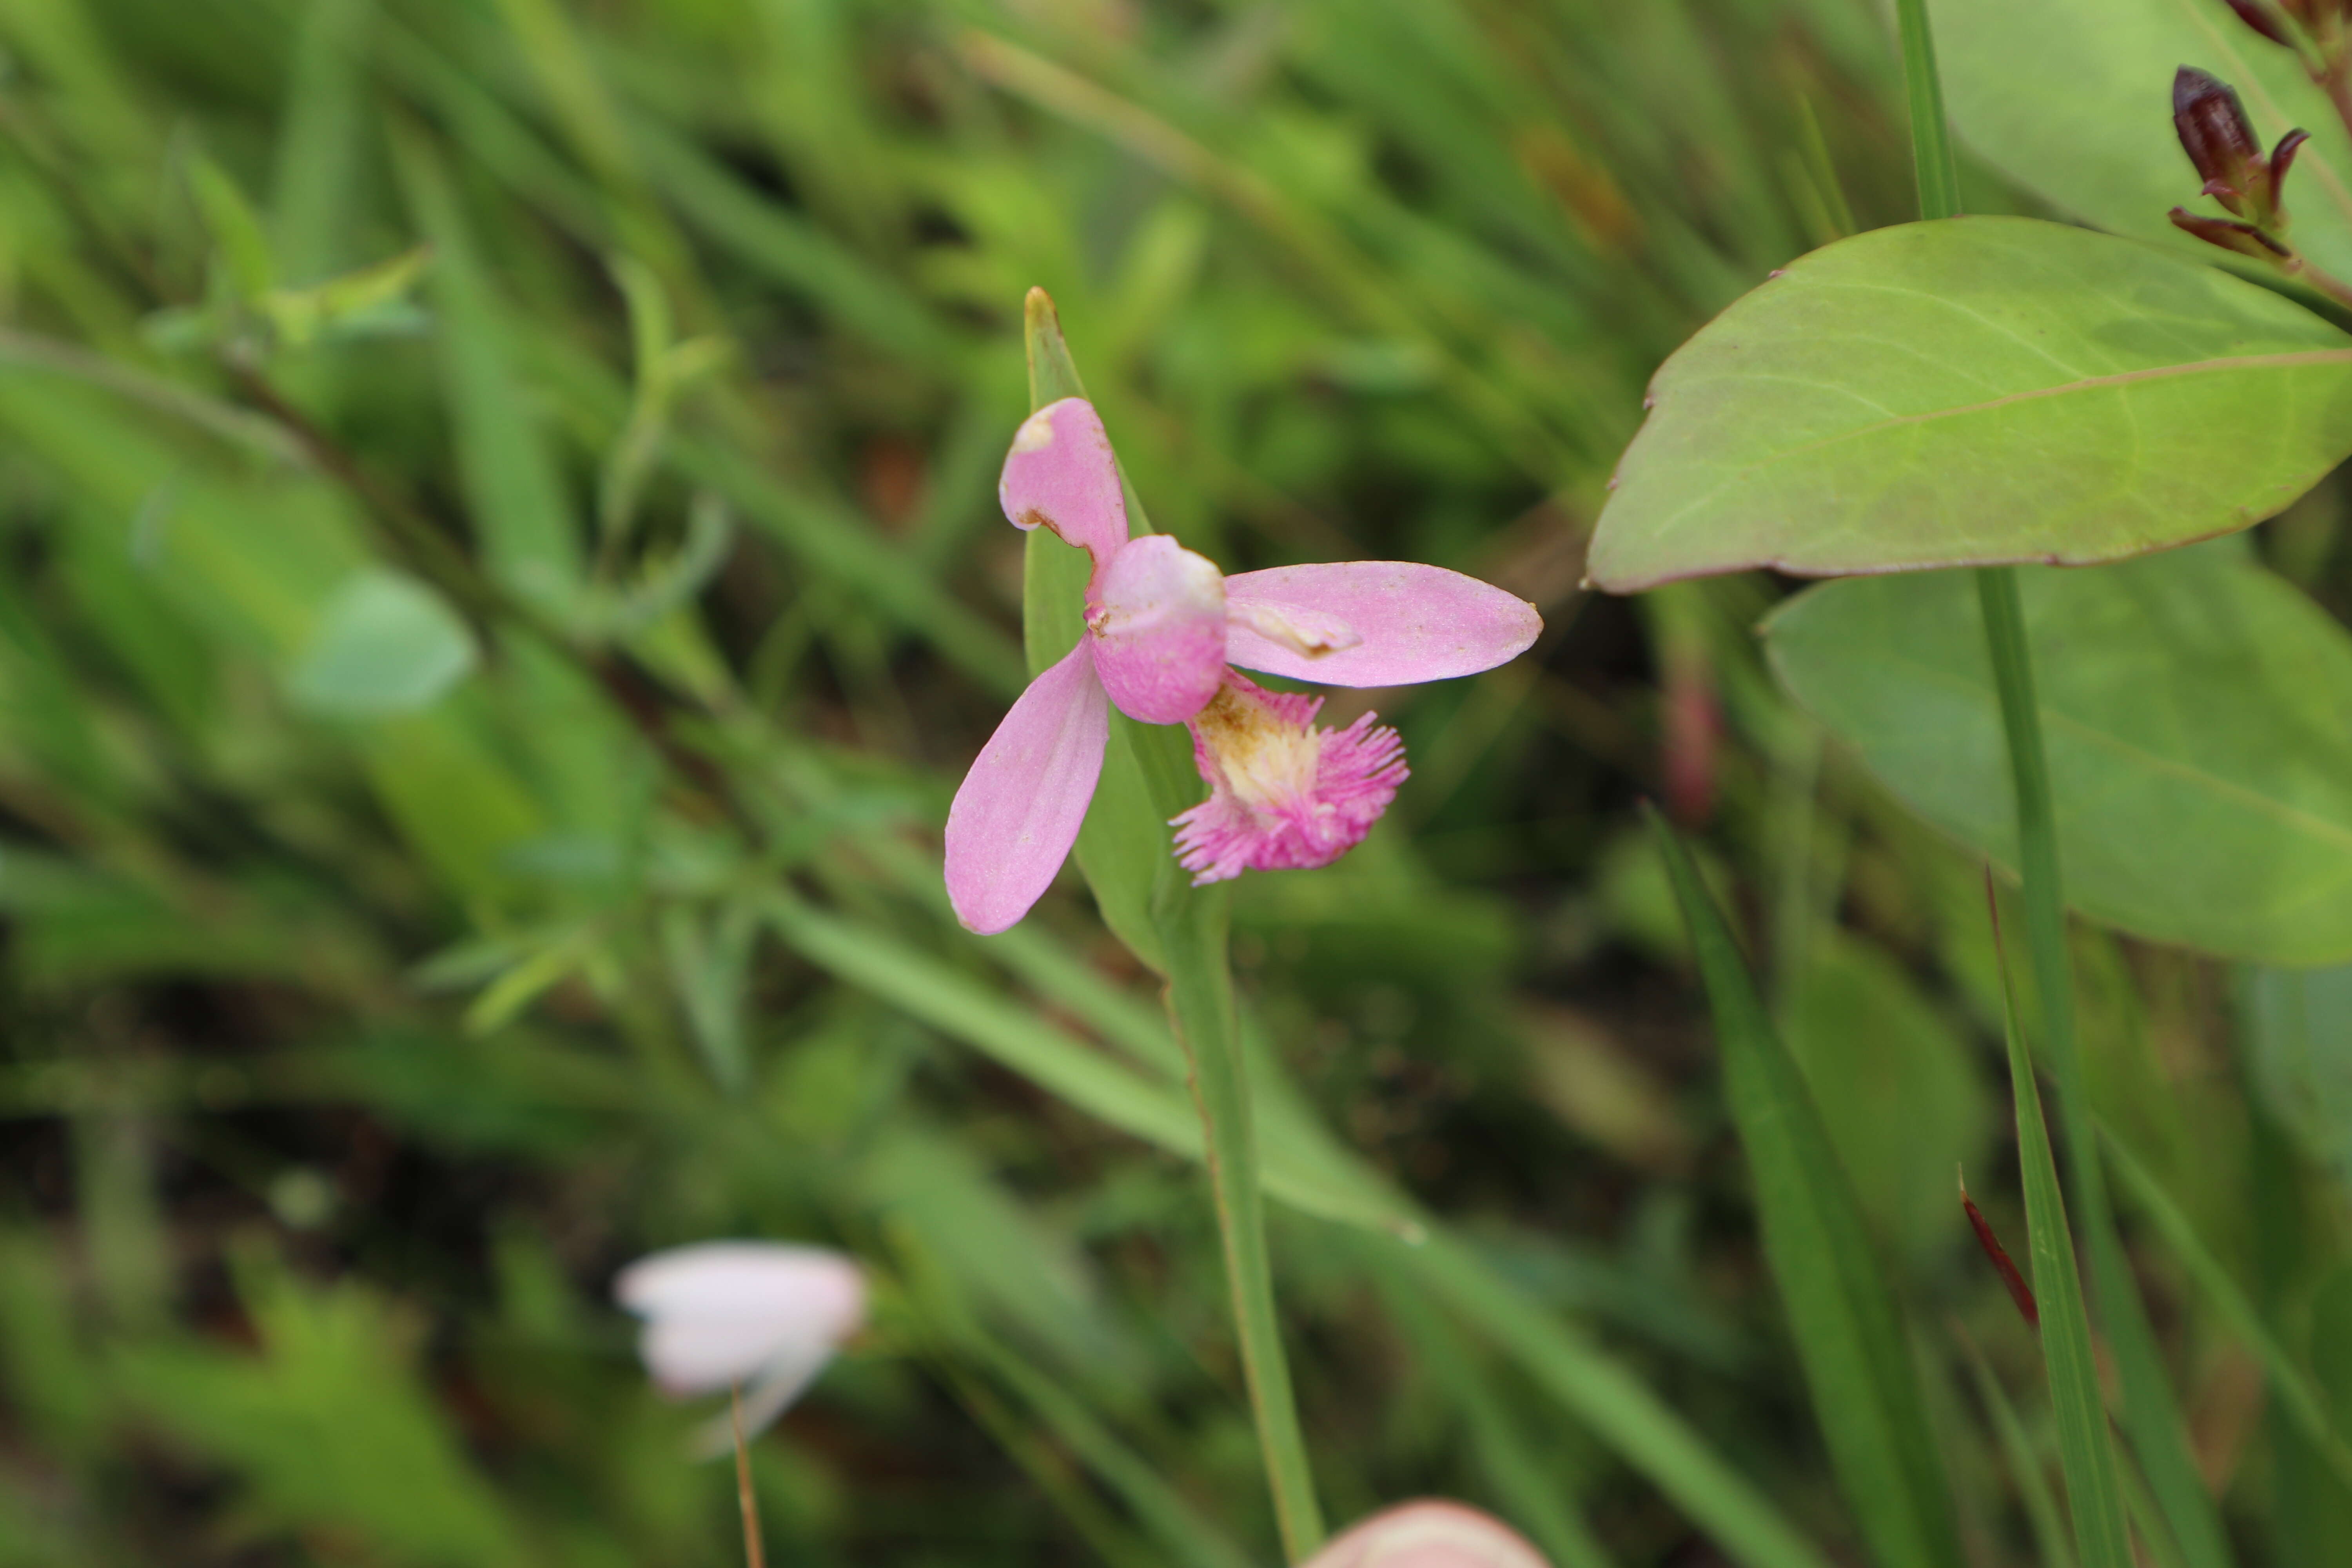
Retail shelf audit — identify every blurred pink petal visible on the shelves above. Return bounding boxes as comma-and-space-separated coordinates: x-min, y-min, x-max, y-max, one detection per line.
1088, 535, 1229, 724
944, 642, 1109, 933
1302, 1502, 1553, 1568
615, 1241, 866, 1401
1172, 672, 1405, 884
998, 397, 1131, 572
1224, 563, 1540, 687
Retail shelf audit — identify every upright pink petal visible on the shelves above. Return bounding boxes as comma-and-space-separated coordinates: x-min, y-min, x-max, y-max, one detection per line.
945, 644, 1109, 933
1087, 535, 1229, 724
1224, 562, 1540, 687
1303, 1502, 1554, 1568
998, 397, 1131, 572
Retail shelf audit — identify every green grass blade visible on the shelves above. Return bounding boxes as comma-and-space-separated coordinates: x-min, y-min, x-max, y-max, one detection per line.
388, 127, 583, 606
1405, 1232, 1831, 1568
1991, 895, 2133, 1568
1974, 572, 2231, 1568
1652, 811, 1960, 1568
1891, 0, 1961, 221
2104, 1122, 2352, 1490
1957, 1330, 2077, 1568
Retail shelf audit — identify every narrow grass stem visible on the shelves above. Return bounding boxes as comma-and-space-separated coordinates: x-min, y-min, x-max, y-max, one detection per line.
1893, 0, 1962, 221
1159, 895, 1325, 1563
1976, 570, 2234, 1568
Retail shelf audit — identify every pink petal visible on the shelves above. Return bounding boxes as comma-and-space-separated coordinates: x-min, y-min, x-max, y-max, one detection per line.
944, 643, 1109, 934
998, 397, 1131, 572
1302, 1502, 1555, 1568
1223, 562, 1541, 688
1087, 535, 1229, 724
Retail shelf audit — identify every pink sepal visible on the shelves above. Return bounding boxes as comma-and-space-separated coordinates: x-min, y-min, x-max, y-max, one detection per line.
998, 397, 1131, 572
944, 642, 1108, 933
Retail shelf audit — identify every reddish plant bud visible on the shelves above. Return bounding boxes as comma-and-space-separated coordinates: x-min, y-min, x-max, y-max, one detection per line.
2169, 206, 2293, 261
2174, 68, 2265, 216
2226, 0, 2299, 45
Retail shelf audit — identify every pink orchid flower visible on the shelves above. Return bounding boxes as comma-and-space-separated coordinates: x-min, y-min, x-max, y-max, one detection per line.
945, 397, 1541, 935
1301, 1501, 1555, 1568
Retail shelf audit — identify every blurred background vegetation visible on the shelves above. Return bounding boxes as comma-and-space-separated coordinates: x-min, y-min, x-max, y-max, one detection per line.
2, 0, 2348, 1564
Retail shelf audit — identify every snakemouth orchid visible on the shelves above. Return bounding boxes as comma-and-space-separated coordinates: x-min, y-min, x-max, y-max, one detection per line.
946, 397, 1541, 935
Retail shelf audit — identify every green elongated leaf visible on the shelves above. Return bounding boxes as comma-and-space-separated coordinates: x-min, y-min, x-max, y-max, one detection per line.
390, 128, 583, 607
1765, 546, 2352, 965
775, 853, 1830, 1568
1931, 0, 2352, 281
1585, 217, 2352, 590
760, 889, 1401, 1233
1653, 814, 1961, 1568
2103, 1121, 2352, 1488
1402, 1233, 1831, 1568
1956, 1331, 2077, 1568
1994, 911, 2134, 1568
285, 567, 477, 717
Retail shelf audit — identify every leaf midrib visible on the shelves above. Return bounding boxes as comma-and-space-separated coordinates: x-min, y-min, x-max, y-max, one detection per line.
1645, 348, 2352, 545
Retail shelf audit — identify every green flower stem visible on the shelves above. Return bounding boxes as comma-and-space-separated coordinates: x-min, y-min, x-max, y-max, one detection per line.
1158, 887, 1327, 1562
1020, 288, 1322, 1561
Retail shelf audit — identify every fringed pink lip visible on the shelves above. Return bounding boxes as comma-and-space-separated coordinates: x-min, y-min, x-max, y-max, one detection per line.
946, 396, 1541, 934
1172, 673, 1407, 884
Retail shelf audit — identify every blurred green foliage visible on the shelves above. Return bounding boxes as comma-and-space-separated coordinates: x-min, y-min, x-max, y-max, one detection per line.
0, 1, 2348, 1565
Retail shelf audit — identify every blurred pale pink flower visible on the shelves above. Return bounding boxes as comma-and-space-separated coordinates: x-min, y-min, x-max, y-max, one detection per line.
945, 397, 1540, 933
1301, 1501, 1554, 1568
615, 1241, 865, 1455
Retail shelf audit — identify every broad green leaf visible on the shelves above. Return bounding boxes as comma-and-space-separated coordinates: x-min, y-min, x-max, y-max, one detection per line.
285, 567, 477, 717
1931, 0, 2352, 281
1781, 933, 1990, 1268
2246, 963, 2352, 1187
1995, 921, 2134, 1568
1765, 546, 2352, 965
1654, 815, 1962, 1568
1586, 218, 2352, 590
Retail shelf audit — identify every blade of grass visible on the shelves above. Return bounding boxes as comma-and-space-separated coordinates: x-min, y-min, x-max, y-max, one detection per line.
2103, 1120, 2352, 1490
1988, 882, 2133, 1568
1956, 1328, 2078, 1568
1368, 1244, 1620, 1568
1975, 572, 2229, 1568
1403, 1231, 1831, 1568
1653, 809, 1960, 1568
770, 816, 1830, 1568
1891, 0, 1961, 221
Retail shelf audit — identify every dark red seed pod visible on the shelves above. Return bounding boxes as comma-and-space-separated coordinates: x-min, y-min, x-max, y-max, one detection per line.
2174, 68, 2265, 218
